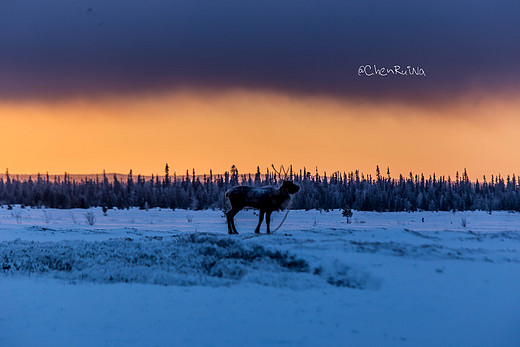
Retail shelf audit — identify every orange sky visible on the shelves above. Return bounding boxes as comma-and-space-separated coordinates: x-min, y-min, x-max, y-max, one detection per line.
1, 89, 519, 180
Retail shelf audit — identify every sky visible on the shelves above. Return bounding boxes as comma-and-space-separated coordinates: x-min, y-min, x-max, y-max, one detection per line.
1, 1, 519, 178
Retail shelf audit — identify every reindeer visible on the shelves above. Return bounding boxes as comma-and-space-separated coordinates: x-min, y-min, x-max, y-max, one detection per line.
225, 180, 300, 234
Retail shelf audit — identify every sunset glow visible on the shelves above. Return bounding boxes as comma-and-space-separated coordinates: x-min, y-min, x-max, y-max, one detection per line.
2, 89, 519, 178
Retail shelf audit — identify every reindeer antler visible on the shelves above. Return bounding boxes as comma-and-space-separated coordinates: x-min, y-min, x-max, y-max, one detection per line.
271, 164, 293, 179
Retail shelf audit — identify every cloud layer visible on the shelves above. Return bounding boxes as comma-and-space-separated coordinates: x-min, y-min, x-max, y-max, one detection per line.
1, 0, 519, 102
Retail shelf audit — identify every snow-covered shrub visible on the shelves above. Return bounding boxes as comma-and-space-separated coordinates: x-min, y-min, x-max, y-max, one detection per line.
85, 209, 96, 226
70, 212, 77, 224
0, 235, 313, 287
43, 210, 51, 224
342, 208, 353, 223
11, 209, 22, 224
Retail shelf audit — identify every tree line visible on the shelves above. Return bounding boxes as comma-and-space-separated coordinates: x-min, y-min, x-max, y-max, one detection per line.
1, 165, 519, 212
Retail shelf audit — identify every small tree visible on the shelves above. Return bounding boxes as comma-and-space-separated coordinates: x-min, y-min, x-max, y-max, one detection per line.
342, 208, 353, 223
164, 163, 170, 186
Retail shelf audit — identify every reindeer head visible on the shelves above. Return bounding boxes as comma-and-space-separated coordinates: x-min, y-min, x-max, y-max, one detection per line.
281, 180, 300, 194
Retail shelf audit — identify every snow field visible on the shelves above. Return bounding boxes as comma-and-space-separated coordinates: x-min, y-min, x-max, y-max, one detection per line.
1, 207, 519, 346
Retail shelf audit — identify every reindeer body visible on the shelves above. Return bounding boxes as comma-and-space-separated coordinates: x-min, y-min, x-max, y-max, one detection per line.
225, 181, 299, 234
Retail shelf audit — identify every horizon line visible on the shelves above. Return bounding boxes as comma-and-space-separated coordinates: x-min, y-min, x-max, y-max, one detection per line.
0, 167, 517, 182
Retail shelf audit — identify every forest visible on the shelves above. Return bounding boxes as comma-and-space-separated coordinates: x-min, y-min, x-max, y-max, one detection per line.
1, 165, 519, 212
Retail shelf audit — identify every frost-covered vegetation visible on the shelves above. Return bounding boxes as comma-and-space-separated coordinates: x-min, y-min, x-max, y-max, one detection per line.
1, 165, 520, 211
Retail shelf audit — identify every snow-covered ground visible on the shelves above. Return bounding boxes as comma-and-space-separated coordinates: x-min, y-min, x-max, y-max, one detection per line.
1, 207, 519, 346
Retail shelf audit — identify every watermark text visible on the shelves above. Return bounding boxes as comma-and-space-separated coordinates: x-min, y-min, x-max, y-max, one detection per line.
358, 65, 426, 77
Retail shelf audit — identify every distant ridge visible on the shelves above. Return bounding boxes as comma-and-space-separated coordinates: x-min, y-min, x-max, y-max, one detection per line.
0, 173, 217, 183
0, 173, 136, 183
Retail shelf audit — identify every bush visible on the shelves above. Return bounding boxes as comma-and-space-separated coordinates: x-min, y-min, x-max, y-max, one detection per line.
342, 208, 353, 223
85, 209, 96, 226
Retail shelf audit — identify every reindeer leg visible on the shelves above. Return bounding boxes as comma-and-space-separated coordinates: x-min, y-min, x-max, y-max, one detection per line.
226, 208, 240, 234
231, 213, 239, 234
226, 210, 234, 234
265, 210, 272, 234
255, 209, 265, 234
231, 208, 241, 234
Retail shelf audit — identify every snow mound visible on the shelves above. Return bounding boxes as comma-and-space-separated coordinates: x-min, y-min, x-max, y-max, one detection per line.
313, 260, 382, 290
1, 234, 376, 289
347, 239, 519, 262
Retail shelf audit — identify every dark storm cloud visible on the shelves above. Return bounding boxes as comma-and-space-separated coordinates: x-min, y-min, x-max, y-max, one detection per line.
1, 0, 519, 102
